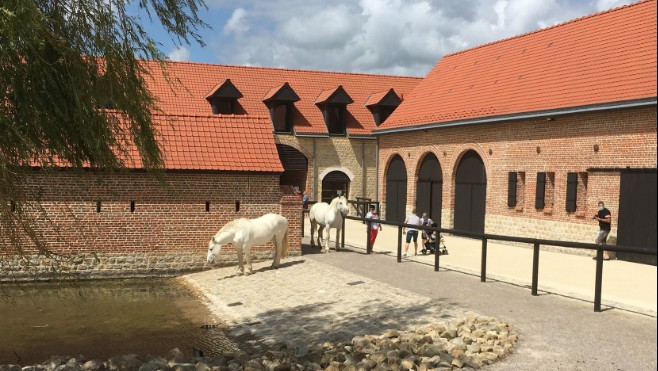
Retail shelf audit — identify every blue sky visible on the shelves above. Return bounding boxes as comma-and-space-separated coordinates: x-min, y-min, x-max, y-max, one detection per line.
136, 0, 636, 77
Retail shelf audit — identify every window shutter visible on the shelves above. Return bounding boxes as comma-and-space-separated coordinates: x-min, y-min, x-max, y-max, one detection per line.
566, 172, 578, 212
507, 172, 518, 207
535, 172, 546, 209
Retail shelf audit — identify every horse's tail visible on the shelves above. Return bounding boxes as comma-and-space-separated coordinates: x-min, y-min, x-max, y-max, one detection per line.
281, 229, 289, 258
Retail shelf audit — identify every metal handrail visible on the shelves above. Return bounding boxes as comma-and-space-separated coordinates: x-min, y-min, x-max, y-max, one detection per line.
337, 214, 656, 313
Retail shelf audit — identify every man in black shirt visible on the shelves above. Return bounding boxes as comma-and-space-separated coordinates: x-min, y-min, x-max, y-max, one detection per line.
593, 201, 612, 260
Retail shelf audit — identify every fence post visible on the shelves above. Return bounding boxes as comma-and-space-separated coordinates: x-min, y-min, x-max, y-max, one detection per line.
434, 230, 440, 272
532, 242, 540, 296
594, 248, 604, 312
481, 238, 488, 282
397, 226, 403, 262
366, 220, 372, 254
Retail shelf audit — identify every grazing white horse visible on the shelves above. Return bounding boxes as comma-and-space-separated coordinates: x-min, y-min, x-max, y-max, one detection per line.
309, 196, 349, 252
206, 213, 289, 275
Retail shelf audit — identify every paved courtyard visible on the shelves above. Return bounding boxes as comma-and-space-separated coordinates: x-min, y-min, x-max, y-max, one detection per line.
183, 225, 657, 370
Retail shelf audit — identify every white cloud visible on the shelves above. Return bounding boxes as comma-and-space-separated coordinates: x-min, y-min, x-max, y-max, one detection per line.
205, 0, 642, 76
594, 0, 633, 11
167, 46, 191, 61
223, 8, 249, 36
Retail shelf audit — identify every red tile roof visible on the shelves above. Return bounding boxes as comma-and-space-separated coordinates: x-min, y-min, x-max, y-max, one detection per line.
378, 0, 657, 131
144, 63, 420, 136
125, 114, 283, 172
365, 90, 394, 107
262, 83, 288, 101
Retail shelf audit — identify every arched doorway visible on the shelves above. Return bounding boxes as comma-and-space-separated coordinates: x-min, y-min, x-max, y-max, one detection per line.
416, 153, 443, 227
454, 150, 486, 234
386, 155, 407, 222
276, 144, 308, 191
321, 171, 350, 203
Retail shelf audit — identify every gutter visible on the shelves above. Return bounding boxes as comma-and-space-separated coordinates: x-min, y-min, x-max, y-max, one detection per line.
372, 98, 657, 135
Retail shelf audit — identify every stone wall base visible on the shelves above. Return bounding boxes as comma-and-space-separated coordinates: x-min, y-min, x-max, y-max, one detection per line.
0, 250, 301, 282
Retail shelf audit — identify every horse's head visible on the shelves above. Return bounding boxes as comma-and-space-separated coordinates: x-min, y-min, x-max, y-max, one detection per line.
207, 236, 222, 264
332, 196, 349, 217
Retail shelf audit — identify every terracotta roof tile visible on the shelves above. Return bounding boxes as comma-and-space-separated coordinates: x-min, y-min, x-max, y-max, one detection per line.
124, 114, 283, 172
365, 90, 392, 107
144, 63, 420, 136
379, 0, 657, 130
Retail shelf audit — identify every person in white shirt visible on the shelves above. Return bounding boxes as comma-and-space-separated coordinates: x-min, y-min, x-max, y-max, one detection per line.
402, 208, 421, 257
365, 204, 382, 251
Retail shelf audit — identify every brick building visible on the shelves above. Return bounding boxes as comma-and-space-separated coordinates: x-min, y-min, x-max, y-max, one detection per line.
374, 1, 657, 264
4, 64, 420, 280
144, 63, 420, 205
4, 114, 302, 281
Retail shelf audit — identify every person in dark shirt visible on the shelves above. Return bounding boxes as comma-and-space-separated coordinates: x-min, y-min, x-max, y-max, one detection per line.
593, 201, 612, 260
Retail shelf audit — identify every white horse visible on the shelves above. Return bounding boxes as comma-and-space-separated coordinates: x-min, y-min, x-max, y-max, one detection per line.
309, 196, 349, 252
206, 213, 289, 275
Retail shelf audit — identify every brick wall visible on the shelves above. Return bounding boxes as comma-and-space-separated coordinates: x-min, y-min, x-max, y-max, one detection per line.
2, 171, 302, 281
378, 107, 657, 247
275, 135, 378, 205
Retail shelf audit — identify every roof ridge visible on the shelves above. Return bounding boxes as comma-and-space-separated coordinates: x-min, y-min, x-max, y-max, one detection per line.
154, 113, 271, 120
443, 0, 653, 59
150, 59, 423, 80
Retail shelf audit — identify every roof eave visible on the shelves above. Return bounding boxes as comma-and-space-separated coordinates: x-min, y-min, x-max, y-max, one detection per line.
373, 98, 657, 135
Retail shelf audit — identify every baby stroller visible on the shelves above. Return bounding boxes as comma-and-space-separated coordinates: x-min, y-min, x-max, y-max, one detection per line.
421, 224, 449, 255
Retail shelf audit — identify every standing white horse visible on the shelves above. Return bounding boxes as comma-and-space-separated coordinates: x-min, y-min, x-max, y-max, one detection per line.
309, 196, 349, 252
206, 213, 289, 275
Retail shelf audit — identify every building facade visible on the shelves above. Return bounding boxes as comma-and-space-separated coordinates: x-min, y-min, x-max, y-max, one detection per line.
374, 1, 657, 264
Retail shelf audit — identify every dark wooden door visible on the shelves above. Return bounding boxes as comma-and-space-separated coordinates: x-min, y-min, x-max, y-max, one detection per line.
454, 151, 487, 234
276, 144, 308, 190
386, 155, 407, 222
416, 153, 443, 227
616, 170, 657, 265
321, 171, 349, 203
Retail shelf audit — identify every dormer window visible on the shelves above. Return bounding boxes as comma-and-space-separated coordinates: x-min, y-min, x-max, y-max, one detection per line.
205, 79, 243, 114
365, 88, 402, 125
263, 83, 300, 133
315, 86, 353, 135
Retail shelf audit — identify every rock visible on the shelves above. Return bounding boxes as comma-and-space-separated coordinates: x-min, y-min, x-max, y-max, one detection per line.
451, 357, 464, 368
466, 344, 481, 353
81, 360, 106, 371
400, 359, 415, 369
171, 363, 196, 371
165, 349, 186, 364
137, 358, 170, 371
0, 366, 21, 371
107, 354, 142, 370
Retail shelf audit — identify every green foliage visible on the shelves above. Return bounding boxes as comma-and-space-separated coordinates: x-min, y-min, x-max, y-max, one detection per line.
0, 0, 207, 258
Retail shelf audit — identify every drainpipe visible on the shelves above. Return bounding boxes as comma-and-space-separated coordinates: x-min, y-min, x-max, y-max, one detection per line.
375, 137, 379, 201
312, 138, 317, 201
362, 140, 366, 198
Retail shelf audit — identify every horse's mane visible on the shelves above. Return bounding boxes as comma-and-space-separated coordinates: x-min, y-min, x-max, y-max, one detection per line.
218, 218, 249, 235
330, 196, 344, 207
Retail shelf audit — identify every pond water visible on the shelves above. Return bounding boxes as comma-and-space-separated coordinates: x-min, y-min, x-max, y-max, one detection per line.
0, 278, 236, 365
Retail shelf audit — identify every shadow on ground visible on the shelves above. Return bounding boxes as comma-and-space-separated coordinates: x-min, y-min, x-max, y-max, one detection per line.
222, 287, 462, 354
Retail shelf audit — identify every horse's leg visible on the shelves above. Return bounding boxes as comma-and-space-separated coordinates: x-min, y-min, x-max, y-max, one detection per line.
272, 234, 282, 268
324, 226, 331, 253
318, 225, 326, 252
335, 227, 341, 251
235, 245, 245, 275
244, 244, 254, 275
310, 219, 316, 248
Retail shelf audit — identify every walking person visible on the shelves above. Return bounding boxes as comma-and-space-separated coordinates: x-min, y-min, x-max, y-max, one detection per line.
365, 205, 382, 251
592, 201, 613, 260
402, 208, 421, 257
